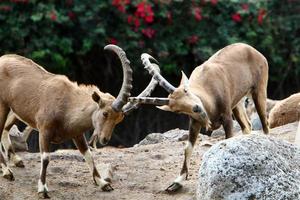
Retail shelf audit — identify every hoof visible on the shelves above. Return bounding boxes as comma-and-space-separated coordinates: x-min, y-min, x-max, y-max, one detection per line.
38, 191, 50, 199
165, 182, 182, 193
101, 183, 114, 192
15, 160, 25, 168
3, 168, 15, 181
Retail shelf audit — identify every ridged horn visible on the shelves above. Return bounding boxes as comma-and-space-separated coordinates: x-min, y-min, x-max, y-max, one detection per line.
141, 53, 176, 94
128, 97, 169, 106
104, 44, 133, 112
122, 63, 160, 115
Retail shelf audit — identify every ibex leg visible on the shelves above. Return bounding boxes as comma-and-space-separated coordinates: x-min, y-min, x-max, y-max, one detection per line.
1, 113, 24, 167
73, 134, 113, 191
166, 118, 201, 192
0, 105, 14, 180
37, 129, 51, 198
232, 102, 252, 134
252, 86, 269, 134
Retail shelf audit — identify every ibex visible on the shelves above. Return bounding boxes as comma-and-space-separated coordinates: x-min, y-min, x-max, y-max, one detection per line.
0, 45, 158, 198
268, 93, 300, 128
129, 43, 270, 192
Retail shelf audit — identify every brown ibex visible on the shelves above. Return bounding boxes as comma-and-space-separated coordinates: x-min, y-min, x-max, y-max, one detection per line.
0, 45, 157, 198
268, 93, 300, 128
129, 43, 270, 192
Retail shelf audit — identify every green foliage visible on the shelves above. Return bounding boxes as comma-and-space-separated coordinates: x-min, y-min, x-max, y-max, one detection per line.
0, 0, 299, 96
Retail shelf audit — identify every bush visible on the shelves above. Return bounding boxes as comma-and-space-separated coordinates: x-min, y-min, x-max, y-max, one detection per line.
0, 0, 299, 96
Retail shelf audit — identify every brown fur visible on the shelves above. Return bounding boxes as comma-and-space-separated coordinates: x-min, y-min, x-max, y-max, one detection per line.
159, 43, 269, 136
132, 43, 270, 192
268, 93, 300, 128
0, 53, 129, 195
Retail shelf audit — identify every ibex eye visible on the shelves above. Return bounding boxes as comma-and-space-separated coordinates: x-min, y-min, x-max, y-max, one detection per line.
103, 112, 108, 118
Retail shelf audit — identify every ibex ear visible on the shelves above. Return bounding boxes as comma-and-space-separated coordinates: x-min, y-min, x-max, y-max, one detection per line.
179, 71, 189, 91
92, 92, 104, 107
156, 105, 172, 112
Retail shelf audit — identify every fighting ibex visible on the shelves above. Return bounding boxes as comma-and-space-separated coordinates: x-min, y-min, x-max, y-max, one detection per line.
0, 45, 157, 198
129, 43, 270, 192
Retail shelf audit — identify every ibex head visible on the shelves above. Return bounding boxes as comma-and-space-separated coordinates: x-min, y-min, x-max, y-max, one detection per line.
129, 53, 211, 128
90, 45, 132, 145
90, 47, 160, 146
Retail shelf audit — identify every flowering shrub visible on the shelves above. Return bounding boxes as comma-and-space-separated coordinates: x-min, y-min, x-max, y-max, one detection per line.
0, 0, 299, 96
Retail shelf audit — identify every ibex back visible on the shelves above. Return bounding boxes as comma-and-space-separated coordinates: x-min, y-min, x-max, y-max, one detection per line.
129, 43, 270, 192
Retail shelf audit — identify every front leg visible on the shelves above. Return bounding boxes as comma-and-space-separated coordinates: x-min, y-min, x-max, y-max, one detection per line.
166, 117, 201, 193
222, 113, 234, 139
38, 130, 51, 199
73, 134, 113, 191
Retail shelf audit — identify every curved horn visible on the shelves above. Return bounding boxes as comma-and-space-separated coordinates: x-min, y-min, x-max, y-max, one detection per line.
122, 63, 160, 115
128, 97, 169, 106
141, 53, 176, 94
104, 44, 133, 112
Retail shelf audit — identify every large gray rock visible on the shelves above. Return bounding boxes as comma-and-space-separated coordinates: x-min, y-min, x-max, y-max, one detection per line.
197, 133, 300, 200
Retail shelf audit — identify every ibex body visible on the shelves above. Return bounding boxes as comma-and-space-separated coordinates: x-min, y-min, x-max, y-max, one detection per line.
130, 43, 270, 191
268, 93, 300, 128
0, 45, 136, 198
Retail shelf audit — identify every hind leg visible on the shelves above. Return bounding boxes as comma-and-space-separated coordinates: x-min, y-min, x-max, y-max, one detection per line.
233, 102, 252, 134
0, 104, 14, 180
1, 112, 24, 167
252, 87, 269, 134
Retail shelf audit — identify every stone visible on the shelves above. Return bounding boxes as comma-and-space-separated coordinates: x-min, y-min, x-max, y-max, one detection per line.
250, 112, 263, 130
136, 128, 188, 146
197, 133, 300, 200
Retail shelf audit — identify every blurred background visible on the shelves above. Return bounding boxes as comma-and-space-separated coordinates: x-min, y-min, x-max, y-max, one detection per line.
0, 0, 299, 151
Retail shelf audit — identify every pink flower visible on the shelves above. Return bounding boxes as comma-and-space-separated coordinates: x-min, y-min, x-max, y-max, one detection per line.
135, 2, 154, 24
0, 5, 12, 11
134, 18, 140, 27
68, 11, 75, 20
50, 11, 57, 21
257, 9, 266, 25
112, 0, 130, 13
231, 13, 242, 22
193, 7, 202, 21
166, 11, 172, 24
127, 15, 133, 24
108, 38, 118, 45
187, 35, 199, 45
210, 0, 218, 5
142, 28, 156, 39
241, 3, 249, 11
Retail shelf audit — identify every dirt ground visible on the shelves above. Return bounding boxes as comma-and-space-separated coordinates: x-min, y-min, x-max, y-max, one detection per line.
0, 122, 298, 200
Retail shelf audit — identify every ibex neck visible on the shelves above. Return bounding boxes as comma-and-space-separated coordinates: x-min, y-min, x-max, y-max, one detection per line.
67, 101, 98, 133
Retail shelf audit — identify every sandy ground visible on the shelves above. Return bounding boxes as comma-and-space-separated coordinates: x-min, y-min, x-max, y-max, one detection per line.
0, 122, 298, 200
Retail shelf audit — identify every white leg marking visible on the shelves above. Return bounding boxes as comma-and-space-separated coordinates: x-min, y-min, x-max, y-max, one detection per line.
1, 163, 13, 177
185, 141, 193, 169
12, 154, 22, 164
174, 174, 186, 184
83, 149, 108, 187
173, 141, 193, 185
37, 152, 50, 193
38, 179, 48, 193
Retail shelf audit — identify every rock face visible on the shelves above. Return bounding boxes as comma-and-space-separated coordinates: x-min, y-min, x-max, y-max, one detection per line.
197, 133, 300, 200
136, 128, 188, 146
